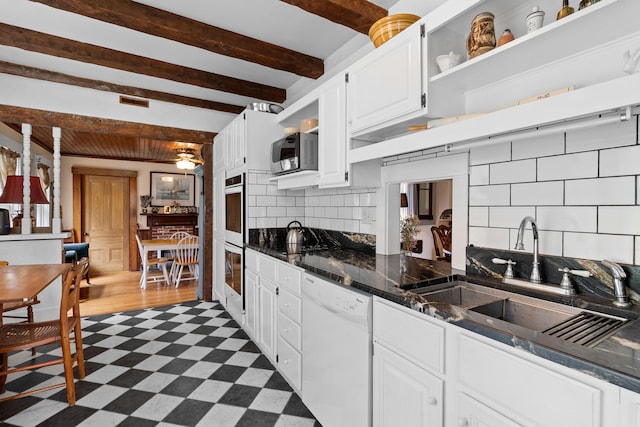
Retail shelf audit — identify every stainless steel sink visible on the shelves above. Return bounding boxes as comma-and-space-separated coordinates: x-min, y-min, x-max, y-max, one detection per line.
410, 281, 631, 347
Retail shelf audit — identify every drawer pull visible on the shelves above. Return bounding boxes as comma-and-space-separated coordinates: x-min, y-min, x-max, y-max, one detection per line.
428, 396, 437, 406
458, 417, 469, 427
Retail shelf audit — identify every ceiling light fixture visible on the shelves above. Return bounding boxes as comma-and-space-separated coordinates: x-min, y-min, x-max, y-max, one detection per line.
175, 148, 199, 170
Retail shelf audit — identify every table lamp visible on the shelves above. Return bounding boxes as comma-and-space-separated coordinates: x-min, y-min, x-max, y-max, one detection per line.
0, 175, 50, 228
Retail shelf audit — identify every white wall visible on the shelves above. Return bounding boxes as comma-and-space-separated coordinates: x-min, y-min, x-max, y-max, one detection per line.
60, 156, 199, 230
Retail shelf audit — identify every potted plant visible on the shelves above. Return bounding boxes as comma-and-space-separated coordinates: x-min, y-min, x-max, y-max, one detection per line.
400, 215, 420, 254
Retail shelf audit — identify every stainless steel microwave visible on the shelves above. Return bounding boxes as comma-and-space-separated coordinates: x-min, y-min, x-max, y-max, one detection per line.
270, 132, 318, 175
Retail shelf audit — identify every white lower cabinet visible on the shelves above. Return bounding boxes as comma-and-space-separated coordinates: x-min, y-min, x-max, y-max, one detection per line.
244, 249, 303, 393
258, 277, 277, 362
457, 392, 520, 427
373, 297, 445, 427
373, 343, 443, 427
620, 388, 640, 426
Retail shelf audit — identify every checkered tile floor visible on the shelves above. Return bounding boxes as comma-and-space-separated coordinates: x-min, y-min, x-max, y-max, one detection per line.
0, 301, 320, 427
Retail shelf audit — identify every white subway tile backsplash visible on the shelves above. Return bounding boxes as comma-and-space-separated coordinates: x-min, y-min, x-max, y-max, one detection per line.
537, 151, 598, 181
267, 206, 286, 217
598, 206, 640, 235
564, 232, 634, 264
490, 159, 536, 184
469, 185, 510, 206
325, 207, 338, 218
565, 177, 635, 205
511, 181, 564, 206
566, 117, 636, 152
512, 133, 564, 160
537, 206, 597, 232
360, 193, 375, 206
468, 227, 510, 250
287, 206, 305, 217
469, 165, 489, 186
276, 196, 296, 207
489, 206, 534, 228
256, 217, 277, 228
331, 195, 345, 206
469, 207, 489, 227
538, 231, 563, 257
352, 207, 363, 220
600, 145, 640, 177
247, 184, 266, 196
330, 219, 345, 231
469, 141, 511, 166
256, 195, 276, 207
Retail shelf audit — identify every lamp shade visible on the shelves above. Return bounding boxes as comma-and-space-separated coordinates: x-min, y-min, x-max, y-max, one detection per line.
400, 193, 408, 208
176, 159, 196, 170
0, 175, 50, 205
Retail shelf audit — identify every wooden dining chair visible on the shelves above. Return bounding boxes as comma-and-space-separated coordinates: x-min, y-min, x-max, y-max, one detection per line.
135, 235, 171, 288
172, 235, 199, 287
431, 225, 452, 262
0, 261, 40, 355
0, 258, 87, 406
168, 231, 191, 280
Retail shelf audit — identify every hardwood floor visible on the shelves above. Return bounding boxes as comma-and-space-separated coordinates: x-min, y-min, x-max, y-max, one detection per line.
79, 270, 199, 317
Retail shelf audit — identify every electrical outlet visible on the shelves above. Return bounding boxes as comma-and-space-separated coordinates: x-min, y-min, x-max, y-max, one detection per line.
361, 207, 376, 224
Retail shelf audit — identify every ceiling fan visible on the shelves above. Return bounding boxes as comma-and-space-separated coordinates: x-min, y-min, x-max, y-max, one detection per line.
175, 148, 203, 170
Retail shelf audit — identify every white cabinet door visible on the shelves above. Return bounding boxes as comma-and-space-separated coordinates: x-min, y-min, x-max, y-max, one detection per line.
318, 74, 348, 187
213, 169, 224, 235
232, 113, 246, 171
213, 132, 224, 169
373, 343, 443, 427
620, 388, 640, 427
457, 393, 521, 427
258, 277, 277, 362
348, 22, 423, 135
244, 269, 258, 341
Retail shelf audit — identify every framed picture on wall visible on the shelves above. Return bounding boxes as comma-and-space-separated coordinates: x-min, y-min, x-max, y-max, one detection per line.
150, 172, 195, 207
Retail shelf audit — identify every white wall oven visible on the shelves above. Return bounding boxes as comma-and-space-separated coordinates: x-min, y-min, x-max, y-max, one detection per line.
224, 174, 244, 247
223, 173, 244, 319
224, 242, 243, 318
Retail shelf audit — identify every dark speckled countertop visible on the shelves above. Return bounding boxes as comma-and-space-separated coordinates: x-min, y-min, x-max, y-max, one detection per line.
247, 240, 640, 395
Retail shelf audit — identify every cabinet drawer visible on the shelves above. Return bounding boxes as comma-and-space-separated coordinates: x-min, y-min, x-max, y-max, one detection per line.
278, 311, 302, 351
373, 298, 445, 374
260, 254, 277, 281
245, 249, 258, 272
278, 262, 302, 295
278, 336, 302, 392
457, 333, 603, 427
278, 287, 302, 324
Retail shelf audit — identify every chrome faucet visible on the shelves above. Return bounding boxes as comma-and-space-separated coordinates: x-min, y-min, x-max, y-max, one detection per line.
514, 216, 542, 284
602, 259, 631, 308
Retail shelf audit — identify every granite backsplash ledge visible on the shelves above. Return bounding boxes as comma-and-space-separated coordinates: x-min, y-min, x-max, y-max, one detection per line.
466, 246, 640, 302
248, 227, 376, 254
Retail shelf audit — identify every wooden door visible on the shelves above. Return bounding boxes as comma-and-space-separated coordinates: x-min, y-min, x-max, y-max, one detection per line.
82, 175, 129, 274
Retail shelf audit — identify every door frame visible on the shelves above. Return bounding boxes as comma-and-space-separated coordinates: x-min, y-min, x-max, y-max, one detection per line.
71, 167, 138, 271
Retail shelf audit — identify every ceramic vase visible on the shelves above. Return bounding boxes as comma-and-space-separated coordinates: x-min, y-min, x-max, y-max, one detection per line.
467, 12, 496, 59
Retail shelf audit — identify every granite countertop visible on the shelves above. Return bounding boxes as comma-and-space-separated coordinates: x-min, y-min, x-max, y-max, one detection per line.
246, 242, 640, 394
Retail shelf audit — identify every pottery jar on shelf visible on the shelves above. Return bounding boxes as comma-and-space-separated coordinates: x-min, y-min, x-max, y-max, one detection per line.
497, 29, 515, 46
526, 6, 545, 33
466, 12, 496, 59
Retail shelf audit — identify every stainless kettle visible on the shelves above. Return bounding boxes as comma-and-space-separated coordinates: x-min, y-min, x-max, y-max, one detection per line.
286, 220, 304, 254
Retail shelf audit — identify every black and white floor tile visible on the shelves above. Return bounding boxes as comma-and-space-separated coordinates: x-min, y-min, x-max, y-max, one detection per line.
0, 301, 320, 427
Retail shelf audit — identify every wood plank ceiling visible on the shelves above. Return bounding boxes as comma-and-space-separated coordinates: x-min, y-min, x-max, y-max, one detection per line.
0, 0, 390, 165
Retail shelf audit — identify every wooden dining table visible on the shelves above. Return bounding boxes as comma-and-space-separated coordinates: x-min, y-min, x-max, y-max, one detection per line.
140, 239, 198, 289
0, 263, 71, 327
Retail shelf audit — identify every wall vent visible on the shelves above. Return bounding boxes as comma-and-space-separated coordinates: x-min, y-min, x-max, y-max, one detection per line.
119, 96, 149, 108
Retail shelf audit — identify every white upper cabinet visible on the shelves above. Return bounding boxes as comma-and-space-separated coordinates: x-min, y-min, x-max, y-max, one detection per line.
222, 109, 282, 176
347, 20, 425, 138
318, 74, 348, 187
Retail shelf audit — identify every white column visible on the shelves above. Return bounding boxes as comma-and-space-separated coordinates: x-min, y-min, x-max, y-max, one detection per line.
21, 123, 32, 235
52, 127, 62, 233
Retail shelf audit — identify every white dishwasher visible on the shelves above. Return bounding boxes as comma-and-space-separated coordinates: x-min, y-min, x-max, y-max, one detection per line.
302, 273, 372, 427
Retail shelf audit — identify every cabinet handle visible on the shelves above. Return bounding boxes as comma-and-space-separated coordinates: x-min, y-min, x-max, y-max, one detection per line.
458, 417, 469, 427
428, 396, 437, 406
305, 277, 314, 283
283, 328, 289, 333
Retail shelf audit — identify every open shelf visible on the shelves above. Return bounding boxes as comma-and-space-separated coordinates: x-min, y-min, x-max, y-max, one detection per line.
429, 0, 635, 93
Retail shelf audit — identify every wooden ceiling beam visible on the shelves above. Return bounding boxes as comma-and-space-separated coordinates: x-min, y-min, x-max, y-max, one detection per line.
30, 0, 324, 79
0, 61, 245, 114
0, 23, 286, 103
0, 105, 215, 143
280, 0, 387, 34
